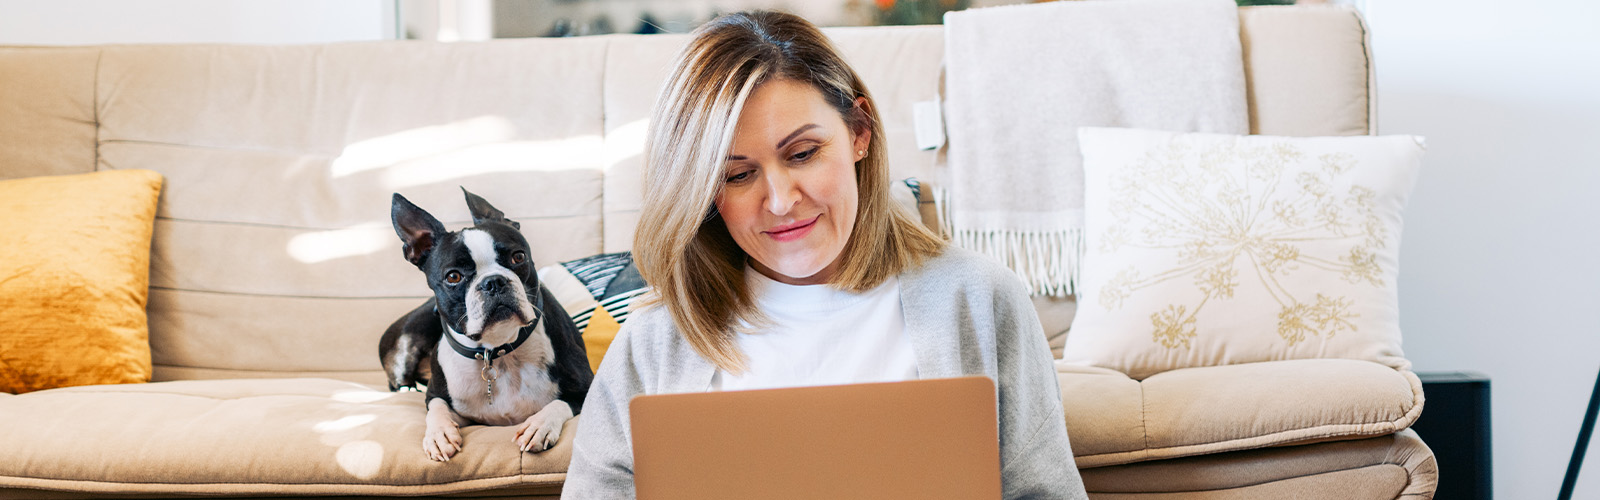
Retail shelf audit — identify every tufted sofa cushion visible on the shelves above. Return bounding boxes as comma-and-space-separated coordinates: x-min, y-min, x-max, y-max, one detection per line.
1058, 358, 1423, 468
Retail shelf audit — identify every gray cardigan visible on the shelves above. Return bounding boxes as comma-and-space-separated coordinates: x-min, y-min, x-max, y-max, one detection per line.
562, 247, 1088, 499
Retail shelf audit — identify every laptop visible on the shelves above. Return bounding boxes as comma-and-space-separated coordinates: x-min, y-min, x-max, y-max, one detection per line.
630, 376, 1001, 500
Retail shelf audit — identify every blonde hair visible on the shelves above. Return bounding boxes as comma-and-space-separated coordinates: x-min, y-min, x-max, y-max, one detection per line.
633, 10, 945, 373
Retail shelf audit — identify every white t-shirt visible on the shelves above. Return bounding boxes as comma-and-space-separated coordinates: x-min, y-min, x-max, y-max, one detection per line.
708, 268, 918, 392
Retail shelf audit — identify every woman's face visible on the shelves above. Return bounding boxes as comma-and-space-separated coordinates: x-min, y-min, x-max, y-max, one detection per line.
716, 78, 870, 286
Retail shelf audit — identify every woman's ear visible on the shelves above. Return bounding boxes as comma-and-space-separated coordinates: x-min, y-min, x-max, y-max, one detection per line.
851, 96, 873, 159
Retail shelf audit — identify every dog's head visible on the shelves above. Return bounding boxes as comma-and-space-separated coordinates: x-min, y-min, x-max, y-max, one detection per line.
391, 189, 539, 346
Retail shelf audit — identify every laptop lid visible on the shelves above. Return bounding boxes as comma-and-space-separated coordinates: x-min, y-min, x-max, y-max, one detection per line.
630, 376, 1001, 500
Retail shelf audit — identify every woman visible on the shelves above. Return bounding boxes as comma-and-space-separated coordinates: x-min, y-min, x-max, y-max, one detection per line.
564, 11, 1086, 499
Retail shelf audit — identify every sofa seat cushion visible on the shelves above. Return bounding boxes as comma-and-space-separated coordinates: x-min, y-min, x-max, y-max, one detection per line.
1058, 358, 1424, 468
0, 378, 572, 497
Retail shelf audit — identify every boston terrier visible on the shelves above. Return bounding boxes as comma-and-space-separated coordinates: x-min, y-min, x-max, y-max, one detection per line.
380, 189, 592, 461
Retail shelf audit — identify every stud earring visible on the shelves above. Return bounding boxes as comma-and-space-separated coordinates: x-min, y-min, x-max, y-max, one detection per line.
858, 150, 866, 158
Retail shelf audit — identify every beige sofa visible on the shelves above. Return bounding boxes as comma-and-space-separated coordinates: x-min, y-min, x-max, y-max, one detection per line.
0, 5, 1435, 499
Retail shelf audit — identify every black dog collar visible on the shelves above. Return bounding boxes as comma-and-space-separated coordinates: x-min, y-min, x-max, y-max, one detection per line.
439, 289, 545, 364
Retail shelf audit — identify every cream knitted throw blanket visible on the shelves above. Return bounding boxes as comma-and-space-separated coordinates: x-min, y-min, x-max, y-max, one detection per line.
940, 0, 1249, 296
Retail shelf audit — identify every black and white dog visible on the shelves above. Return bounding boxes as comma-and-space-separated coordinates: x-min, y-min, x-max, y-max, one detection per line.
380, 189, 592, 461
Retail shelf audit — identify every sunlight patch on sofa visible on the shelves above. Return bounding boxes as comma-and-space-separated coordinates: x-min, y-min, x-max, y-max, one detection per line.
380, 135, 604, 189
605, 118, 648, 172
287, 224, 391, 264
331, 116, 518, 178
335, 440, 386, 479
315, 413, 379, 449
314, 414, 379, 433
332, 389, 401, 404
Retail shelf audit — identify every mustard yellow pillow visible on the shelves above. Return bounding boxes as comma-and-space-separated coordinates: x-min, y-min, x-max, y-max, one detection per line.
0, 169, 164, 394
582, 304, 622, 374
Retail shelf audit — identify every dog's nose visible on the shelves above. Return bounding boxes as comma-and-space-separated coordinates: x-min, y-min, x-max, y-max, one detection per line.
479, 275, 510, 295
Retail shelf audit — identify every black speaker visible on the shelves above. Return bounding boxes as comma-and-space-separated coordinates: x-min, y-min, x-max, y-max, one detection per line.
1412, 371, 1492, 500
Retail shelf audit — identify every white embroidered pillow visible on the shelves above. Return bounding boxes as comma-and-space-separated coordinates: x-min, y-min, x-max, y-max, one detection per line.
1063, 128, 1425, 379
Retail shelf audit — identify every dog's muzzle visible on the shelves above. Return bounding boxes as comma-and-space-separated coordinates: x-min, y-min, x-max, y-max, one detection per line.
474, 275, 538, 327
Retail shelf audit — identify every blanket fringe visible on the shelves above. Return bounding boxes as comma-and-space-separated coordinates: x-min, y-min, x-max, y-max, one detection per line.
936, 188, 1082, 297
955, 228, 1083, 298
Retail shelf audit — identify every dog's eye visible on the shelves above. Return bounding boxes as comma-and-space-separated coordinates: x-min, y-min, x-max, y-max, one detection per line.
510, 251, 526, 265
445, 271, 463, 284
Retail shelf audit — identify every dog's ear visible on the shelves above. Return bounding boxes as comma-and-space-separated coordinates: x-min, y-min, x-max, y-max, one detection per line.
392, 193, 446, 268
462, 187, 520, 230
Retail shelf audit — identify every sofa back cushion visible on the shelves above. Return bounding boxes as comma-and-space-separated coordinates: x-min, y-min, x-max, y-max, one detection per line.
1240, 5, 1374, 137
0, 47, 100, 180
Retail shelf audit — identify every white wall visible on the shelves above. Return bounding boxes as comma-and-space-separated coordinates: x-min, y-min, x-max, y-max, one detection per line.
1368, 0, 1600, 498
0, 0, 393, 45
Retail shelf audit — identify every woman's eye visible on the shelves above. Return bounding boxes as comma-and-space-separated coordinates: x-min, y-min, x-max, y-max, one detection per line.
727, 171, 752, 183
791, 146, 820, 162
510, 251, 526, 265
445, 271, 463, 284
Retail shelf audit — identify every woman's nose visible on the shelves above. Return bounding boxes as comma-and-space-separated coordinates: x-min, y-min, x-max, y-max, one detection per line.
763, 168, 800, 216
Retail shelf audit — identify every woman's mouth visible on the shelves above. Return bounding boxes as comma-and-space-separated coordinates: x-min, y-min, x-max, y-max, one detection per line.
764, 216, 819, 242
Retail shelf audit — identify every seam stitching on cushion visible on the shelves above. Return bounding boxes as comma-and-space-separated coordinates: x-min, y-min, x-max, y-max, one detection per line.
1354, 6, 1377, 135
1139, 378, 1150, 451
0, 472, 564, 489
597, 36, 609, 255
153, 364, 382, 374
98, 138, 339, 157
13, 390, 351, 401
153, 213, 589, 232
1400, 463, 1417, 499
149, 285, 428, 301
1084, 463, 1406, 495
1083, 425, 1376, 460
1077, 425, 1398, 468
93, 49, 102, 172
1401, 368, 1426, 427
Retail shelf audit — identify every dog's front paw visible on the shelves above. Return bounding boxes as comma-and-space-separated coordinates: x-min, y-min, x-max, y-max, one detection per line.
423, 423, 463, 462
514, 415, 563, 452
515, 401, 573, 453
